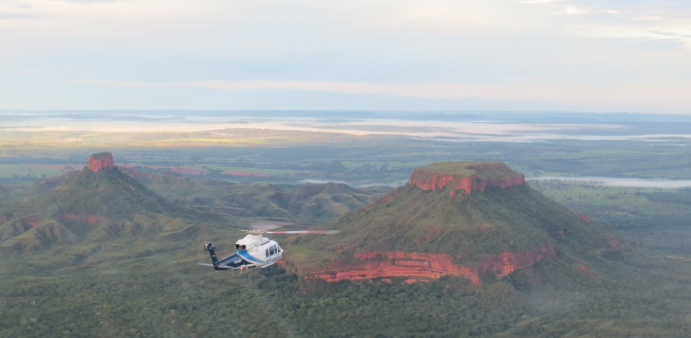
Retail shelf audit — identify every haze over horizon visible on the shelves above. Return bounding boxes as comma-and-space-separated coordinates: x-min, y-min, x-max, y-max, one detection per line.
2, 0, 690, 114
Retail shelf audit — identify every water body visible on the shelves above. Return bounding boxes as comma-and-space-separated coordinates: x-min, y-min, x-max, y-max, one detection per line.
528, 176, 691, 189
3, 114, 690, 143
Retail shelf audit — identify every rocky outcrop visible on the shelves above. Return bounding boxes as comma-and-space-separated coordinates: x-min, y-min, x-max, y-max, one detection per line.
307, 246, 555, 285
409, 172, 485, 196
479, 244, 555, 278
409, 162, 524, 197
308, 252, 481, 285
88, 152, 114, 172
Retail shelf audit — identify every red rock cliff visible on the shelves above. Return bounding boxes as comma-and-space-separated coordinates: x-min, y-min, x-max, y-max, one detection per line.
409, 162, 524, 196
306, 246, 554, 285
88, 152, 114, 172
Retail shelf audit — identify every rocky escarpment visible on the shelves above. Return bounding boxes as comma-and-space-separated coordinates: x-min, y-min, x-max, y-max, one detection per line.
409, 161, 524, 197
306, 245, 555, 285
88, 152, 114, 172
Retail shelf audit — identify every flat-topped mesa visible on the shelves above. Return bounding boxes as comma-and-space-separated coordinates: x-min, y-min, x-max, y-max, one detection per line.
409, 161, 525, 197
88, 152, 114, 172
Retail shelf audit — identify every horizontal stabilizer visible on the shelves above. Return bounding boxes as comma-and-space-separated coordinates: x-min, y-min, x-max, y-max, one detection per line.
197, 263, 237, 270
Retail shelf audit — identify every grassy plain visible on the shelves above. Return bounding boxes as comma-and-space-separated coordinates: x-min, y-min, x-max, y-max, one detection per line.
530, 180, 691, 254
1, 123, 691, 186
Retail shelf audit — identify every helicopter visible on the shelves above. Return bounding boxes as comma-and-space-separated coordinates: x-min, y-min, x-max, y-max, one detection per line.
198, 228, 339, 271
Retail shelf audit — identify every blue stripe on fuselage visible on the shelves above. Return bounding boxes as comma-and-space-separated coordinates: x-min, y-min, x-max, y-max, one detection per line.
236, 249, 281, 265
237, 249, 264, 263
218, 253, 246, 268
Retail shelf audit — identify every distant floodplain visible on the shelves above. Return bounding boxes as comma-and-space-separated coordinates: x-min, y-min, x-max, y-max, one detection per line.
528, 176, 691, 189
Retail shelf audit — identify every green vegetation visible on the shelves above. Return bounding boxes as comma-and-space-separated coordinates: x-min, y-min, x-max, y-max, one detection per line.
2, 120, 691, 337
0, 167, 231, 253
128, 171, 386, 225
0, 165, 56, 180
286, 182, 633, 280
2, 254, 691, 338
530, 180, 691, 254
2, 125, 691, 188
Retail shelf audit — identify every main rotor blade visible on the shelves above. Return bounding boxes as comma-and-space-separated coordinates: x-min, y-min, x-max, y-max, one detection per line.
216, 227, 339, 235
264, 230, 340, 235
221, 227, 252, 232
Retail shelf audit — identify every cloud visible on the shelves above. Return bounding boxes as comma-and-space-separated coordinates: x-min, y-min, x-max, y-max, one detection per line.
59, 0, 114, 3
0, 12, 44, 20
3, 0, 691, 113
630, 16, 663, 21
61, 78, 691, 110
551, 6, 589, 15
69, 79, 533, 100
518, 0, 567, 4
648, 30, 691, 38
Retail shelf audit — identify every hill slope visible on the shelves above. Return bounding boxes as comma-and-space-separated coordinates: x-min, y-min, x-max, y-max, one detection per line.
129, 170, 386, 224
284, 161, 630, 287
0, 154, 224, 253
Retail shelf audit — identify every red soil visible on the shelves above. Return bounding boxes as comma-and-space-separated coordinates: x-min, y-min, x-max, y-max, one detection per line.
306, 245, 555, 285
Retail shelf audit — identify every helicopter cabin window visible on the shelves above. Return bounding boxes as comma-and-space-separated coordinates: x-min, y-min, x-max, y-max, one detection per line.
265, 249, 269, 257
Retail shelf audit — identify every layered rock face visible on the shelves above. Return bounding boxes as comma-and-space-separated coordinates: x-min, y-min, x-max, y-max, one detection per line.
88, 152, 114, 172
308, 252, 481, 284
409, 162, 525, 197
307, 246, 555, 285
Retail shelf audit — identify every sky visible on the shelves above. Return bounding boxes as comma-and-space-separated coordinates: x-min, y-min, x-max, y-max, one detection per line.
1, 0, 690, 113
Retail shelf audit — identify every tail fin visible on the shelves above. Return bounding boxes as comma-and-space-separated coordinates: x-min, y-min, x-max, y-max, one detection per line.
204, 242, 219, 268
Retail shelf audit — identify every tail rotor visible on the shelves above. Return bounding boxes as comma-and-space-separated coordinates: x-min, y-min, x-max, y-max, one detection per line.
204, 242, 219, 268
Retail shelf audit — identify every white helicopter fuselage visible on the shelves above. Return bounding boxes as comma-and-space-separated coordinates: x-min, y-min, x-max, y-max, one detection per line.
234, 234, 283, 268
200, 229, 336, 271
